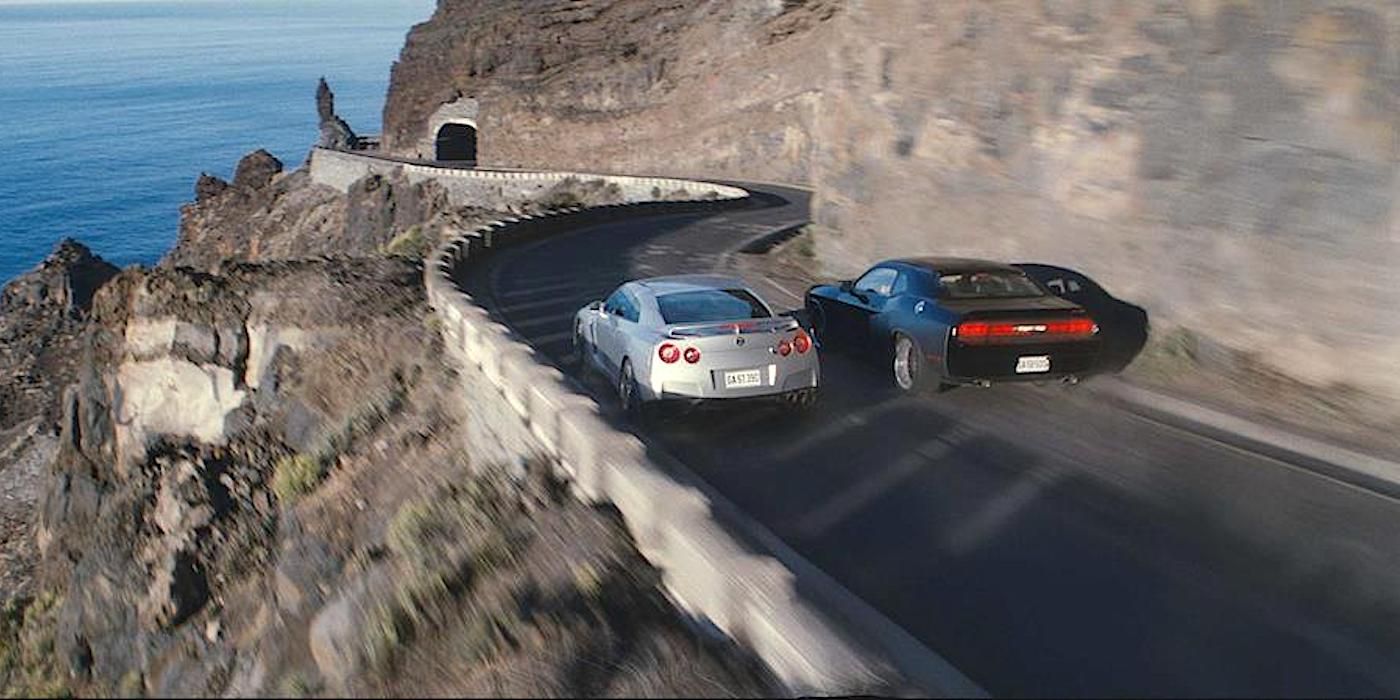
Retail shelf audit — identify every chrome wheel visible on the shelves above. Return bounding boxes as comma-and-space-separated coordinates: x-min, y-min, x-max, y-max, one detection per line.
893, 335, 920, 392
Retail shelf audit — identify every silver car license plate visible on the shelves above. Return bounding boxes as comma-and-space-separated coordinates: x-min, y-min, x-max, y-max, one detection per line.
1016, 355, 1051, 374
723, 369, 763, 389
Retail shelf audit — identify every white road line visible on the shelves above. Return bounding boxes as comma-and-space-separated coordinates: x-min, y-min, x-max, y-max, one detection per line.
943, 466, 1064, 556
762, 275, 803, 303
496, 279, 593, 299
509, 310, 583, 332
769, 396, 918, 462
495, 294, 594, 315
528, 330, 572, 347
793, 437, 955, 538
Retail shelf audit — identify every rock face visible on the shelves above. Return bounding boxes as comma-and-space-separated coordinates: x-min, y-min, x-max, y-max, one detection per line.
0, 240, 118, 432
316, 78, 359, 151
381, 0, 1400, 399
32, 258, 429, 694
382, 0, 835, 183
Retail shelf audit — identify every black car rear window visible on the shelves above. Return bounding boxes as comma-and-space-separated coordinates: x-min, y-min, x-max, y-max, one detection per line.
657, 289, 771, 324
939, 271, 1046, 299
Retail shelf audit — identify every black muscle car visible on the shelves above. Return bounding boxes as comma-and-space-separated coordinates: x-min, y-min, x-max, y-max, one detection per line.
805, 258, 1102, 391
1013, 263, 1149, 374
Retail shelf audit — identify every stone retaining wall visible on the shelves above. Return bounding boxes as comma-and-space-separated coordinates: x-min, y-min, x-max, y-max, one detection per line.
309, 148, 746, 208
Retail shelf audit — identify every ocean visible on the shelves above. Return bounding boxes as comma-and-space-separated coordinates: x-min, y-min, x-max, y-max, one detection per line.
0, 0, 436, 283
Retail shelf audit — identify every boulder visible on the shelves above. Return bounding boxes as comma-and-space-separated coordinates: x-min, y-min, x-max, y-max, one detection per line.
308, 576, 370, 686
232, 150, 283, 191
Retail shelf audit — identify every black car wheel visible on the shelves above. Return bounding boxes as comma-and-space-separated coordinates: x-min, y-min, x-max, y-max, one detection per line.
618, 358, 642, 417
572, 321, 590, 375
892, 333, 927, 393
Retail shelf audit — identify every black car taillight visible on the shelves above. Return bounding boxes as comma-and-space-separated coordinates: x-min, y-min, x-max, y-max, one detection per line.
955, 318, 1099, 344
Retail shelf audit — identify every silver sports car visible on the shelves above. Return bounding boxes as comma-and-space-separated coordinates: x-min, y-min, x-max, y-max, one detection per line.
573, 274, 820, 414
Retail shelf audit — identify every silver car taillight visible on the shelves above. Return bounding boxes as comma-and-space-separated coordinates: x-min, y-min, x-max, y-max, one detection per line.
658, 343, 680, 364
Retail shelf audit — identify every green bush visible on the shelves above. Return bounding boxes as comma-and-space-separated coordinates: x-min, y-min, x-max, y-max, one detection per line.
383, 225, 432, 261
272, 454, 323, 502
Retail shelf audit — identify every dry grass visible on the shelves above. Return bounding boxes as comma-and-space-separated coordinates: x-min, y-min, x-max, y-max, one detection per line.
382, 225, 432, 261
0, 591, 68, 698
273, 375, 410, 504
271, 453, 323, 502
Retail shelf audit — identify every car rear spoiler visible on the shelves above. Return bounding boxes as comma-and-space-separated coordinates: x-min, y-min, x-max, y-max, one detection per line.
666, 317, 800, 338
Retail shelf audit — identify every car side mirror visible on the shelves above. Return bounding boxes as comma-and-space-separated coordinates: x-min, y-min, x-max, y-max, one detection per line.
839, 280, 854, 293
588, 300, 603, 312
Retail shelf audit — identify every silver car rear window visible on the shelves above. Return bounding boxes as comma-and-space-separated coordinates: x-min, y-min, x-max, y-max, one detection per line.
657, 289, 771, 325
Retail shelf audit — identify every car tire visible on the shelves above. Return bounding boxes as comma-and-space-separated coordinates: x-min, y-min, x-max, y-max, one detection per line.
572, 321, 592, 377
892, 333, 929, 393
618, 358, 644, 418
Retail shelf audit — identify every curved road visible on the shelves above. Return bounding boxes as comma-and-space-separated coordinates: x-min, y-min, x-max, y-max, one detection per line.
462, 183, 1400, 697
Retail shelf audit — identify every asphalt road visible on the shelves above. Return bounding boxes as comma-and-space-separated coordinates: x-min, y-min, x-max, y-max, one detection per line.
463, 184, 1400, 697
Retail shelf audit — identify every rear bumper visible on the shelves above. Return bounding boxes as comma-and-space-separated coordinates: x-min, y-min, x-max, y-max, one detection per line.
943, 340, 1100, 383
645, 361, 819, 401
654, 387, 818, 409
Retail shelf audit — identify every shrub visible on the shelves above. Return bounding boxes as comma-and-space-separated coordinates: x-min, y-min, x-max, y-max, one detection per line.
537, 177, 624, 210
383, 225, 432, 260
537, 179, 584, 210
366, 473, 529, 671
272, 454, 323, 502
272, 375, 410, 504
793, 227, 817, 259
0, 591, 67, 698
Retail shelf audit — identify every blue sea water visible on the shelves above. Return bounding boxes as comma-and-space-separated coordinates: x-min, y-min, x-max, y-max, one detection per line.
0, 0, 437, 283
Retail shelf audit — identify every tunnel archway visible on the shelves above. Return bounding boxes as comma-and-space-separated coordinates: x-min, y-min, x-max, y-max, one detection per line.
435, 122, 478, 163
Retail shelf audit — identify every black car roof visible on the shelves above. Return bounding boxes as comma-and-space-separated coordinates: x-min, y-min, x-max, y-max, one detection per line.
887, 257, 1022, 274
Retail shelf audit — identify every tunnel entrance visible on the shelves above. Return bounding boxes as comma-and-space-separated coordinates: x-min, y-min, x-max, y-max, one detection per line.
435, 122, 478, 163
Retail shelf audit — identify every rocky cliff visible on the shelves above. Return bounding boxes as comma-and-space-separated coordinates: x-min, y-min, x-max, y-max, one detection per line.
1, 76, 776, 695
0, 241, 118, 433
7, 257, 769, 696
383, 0, 1400, 401
0, 241, 117, 611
